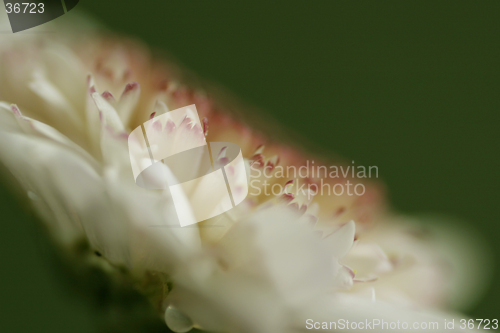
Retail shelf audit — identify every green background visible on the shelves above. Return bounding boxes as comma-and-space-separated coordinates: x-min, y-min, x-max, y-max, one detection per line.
0, 1, 499, 332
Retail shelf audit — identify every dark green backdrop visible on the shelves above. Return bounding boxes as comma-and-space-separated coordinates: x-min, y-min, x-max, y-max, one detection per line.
1, 1, 499, 332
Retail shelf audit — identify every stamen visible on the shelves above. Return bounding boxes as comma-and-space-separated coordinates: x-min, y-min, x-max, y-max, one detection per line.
217, 146, 227, 159
265, 155, 279, 172
284, 180, 294, 194
253, 145, 265, 155
250, 154, 264, 167
122, 82, 139, 95
152, 120, 162, 132
102, 91, 115, 102
334, 206, 346, 217
11, 105, 21, 117
165, 119, 176, 133
202, 117, 209, 136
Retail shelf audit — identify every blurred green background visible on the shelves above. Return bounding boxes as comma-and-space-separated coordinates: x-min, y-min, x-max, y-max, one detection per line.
1, 1, 499, 332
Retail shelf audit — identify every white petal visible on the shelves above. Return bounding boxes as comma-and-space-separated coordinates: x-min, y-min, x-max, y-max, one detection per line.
323, 220, 356, 259
116, 82, 141, 127
91, 92, 125, 132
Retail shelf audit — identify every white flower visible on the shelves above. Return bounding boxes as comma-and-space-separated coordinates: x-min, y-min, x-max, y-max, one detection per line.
0, 17, 488, 333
